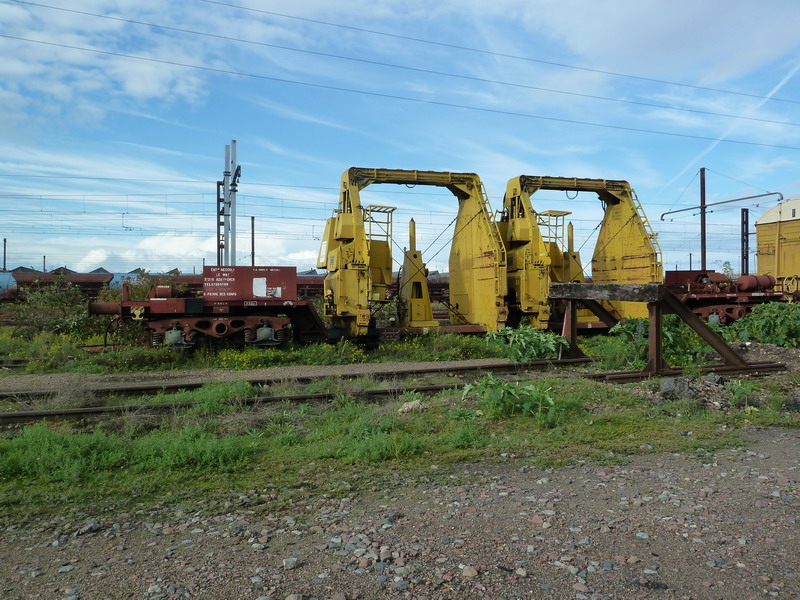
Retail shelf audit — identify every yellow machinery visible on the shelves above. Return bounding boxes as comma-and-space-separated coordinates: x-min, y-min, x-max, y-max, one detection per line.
756, 198, 800, 287
538, 210, 584, 284
318, 168, 507, 335
497, 179, 552, 327
317, 171, 395, 337
501, 176, 663, 321
398, 219, 438, 329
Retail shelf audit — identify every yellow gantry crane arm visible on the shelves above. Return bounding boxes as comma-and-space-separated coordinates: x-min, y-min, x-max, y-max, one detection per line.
317, 168, 508, 336
507, 176, 663, 321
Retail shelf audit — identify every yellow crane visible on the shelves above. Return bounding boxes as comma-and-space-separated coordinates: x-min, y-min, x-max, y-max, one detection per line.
501, 176, 663, 322
318, 168, 507, 336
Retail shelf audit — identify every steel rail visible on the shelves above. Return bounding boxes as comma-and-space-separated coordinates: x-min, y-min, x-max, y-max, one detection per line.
0, 359, 28, 370
586, 361, 786, 383
0, 383, 462, 425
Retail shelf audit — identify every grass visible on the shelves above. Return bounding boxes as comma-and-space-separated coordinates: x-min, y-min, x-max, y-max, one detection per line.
2, 374, 799, 523
132, 381, 260, 411
0, 328, 513, 376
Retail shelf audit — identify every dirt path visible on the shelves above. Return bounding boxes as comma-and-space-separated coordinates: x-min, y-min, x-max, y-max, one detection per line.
1, 427, 797, 600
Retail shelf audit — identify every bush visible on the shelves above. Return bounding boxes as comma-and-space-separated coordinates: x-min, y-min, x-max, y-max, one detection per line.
133, 426, 249, 470
579, 333, 645, 370
215, 347, 285, 369
0, 423, 128, 482
347, 431, 423, 461
185, 381, 259, 415
583, 316, 717, 369
11, 278, 110, 340
76, 346, 194, 372
729, 302, 800, 347
22, 332, 83, 372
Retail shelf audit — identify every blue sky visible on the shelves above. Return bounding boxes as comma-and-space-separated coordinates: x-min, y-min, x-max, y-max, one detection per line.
2, 0, 800, 275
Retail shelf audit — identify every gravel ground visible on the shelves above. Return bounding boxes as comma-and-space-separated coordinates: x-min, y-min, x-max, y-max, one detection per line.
1, 345, 798, 599
1, 427, 798, 600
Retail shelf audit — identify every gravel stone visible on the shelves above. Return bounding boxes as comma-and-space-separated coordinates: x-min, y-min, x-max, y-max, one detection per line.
460, 565, 478, 578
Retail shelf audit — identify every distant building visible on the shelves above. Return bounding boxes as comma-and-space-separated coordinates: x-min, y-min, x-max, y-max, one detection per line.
50, 266, 76, 275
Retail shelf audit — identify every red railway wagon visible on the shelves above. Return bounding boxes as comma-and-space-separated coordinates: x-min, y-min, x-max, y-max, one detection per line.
664, 270, 787, 323
89, 266, 328, 347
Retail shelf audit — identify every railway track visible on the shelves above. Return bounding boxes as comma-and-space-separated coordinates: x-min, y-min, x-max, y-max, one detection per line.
0, 346, 110, 371
0, 358, 785, 425
0, 356, 593, 402
0, 383, 464, 425
586, 361, 787, 383
0, 358, 28, 370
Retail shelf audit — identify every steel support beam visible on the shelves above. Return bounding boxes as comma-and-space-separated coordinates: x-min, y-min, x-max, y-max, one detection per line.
579, 299, 619, 328
661, 288, 747, 368
561, 300, 586, 358
550, 282, 756, 376
645, 302, 665, 374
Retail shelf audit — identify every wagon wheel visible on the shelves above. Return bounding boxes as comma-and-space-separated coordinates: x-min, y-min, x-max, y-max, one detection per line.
783, 275, 799, 295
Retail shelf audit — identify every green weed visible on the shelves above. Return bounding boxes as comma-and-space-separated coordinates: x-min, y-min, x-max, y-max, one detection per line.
445, 422, 488, 449
448, 407, 479, 421
582, 316, 725, 370
462, 373, 582, 427
487, 326, 569, 361
374, 333, 506, 362
0, 423, 250, 484
725, 378, 761, 409
728, 302, 800, 347
303, 376, 342, 394
136, 381, 259, 414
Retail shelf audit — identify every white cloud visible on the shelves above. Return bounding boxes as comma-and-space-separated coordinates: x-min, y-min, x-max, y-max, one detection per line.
283, 249, 317, 264
505, 1, 800, 82
76, 247, 109, 272
249, 98, 356, 131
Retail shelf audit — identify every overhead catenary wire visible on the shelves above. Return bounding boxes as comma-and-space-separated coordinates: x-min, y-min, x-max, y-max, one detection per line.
11, 1, 800, 128
4, 33, 800, 152
191, 0, 800, 106
705, 168, 773, 195
664, 169, 701, 214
